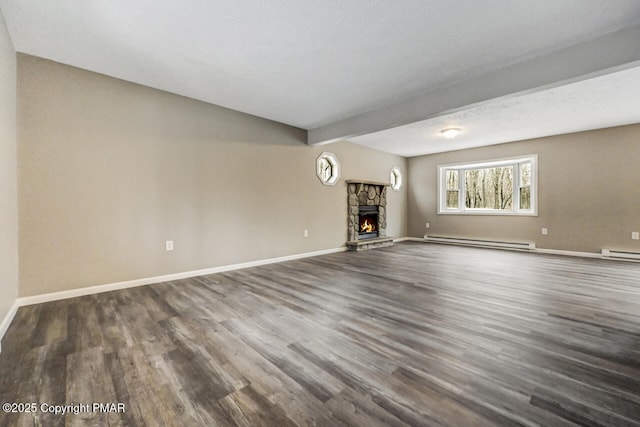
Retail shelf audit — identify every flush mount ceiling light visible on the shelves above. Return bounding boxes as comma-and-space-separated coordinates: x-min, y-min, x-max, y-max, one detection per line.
441, 127, 461, 139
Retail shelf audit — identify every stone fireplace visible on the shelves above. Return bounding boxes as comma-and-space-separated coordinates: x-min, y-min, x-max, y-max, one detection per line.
346, 180, 394, 251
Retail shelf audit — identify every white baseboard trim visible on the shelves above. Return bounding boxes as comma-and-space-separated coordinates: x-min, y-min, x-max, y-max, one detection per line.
537, 247, 640, 262
535, 248, 602, 259
0, 299, 20, 353
394, 237, 423, 242
410, 238, 619, 261
425, 235, 535, 250
17, 246, 348, 307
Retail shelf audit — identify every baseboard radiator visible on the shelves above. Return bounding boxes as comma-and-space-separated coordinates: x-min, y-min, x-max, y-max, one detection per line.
425, 235, 536, 250
601, 249, 640, 260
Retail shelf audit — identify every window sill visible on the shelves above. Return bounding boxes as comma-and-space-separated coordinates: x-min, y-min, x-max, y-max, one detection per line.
438, 210, 538, 216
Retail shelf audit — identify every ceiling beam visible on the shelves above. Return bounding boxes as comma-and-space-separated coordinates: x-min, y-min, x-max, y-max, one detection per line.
308, 23, 640, 146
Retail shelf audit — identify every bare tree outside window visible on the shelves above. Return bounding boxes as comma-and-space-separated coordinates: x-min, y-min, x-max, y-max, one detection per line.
519, 162, 531, 210
446, 170, 458, 208
465, 166, 513, 210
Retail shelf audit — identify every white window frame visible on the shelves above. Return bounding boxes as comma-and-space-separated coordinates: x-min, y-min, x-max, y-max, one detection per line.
390, 167, 402, 191
437, 154, 537, 216
316, 152, 340, 186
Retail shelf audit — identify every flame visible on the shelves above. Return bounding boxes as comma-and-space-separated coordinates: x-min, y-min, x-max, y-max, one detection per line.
361, 219, 375, 233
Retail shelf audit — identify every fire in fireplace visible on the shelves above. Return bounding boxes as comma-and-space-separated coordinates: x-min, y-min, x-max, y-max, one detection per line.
358, 206, 379, 239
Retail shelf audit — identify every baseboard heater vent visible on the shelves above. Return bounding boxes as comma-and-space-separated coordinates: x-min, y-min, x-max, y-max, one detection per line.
601, 249, 640, 260
425, 236, 535, 250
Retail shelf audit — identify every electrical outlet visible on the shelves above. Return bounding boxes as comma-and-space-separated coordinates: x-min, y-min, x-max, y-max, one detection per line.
166, 240, 174, 251
632, 232, 639, 240
304, 229, 309, 238
425, 222, 430, 229
541, 228, 548, 235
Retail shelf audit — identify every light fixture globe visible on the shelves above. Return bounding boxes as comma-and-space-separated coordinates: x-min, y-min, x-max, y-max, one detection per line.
441, 127, 461, 139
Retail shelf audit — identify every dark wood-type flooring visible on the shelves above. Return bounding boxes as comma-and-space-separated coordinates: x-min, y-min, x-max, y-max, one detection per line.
1, 242, 640, 426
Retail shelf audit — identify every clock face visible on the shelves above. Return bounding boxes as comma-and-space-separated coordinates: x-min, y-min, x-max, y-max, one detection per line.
390, 167, 402, 190
316, 152, 340, 185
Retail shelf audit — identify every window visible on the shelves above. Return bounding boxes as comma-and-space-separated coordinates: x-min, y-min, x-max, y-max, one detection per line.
316, 152, 340, 185
438, 155, 537, 215
390, 167, 402, 191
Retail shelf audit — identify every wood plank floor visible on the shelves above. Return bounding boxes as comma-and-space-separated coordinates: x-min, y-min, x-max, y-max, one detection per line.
1, 242, 640, 426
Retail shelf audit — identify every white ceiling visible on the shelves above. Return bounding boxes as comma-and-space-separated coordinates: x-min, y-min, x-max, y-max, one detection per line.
349, 66, 640, 157
2, 0, 640, 156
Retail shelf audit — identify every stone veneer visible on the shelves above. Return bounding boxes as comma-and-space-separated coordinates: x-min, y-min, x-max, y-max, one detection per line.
346, 181, 394, 251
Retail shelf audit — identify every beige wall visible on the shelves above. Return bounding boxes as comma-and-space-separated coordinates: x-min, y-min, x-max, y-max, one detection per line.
17, 55, 407, 297
0, 10, 18, 330
407, 124, 640, 254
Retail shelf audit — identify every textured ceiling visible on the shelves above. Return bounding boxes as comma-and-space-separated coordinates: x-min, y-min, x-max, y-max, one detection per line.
348, 66, 640, 157
2, 0, 640, 156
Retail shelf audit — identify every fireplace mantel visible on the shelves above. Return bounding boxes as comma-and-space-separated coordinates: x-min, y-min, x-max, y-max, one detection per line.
345, 179, 390, 187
